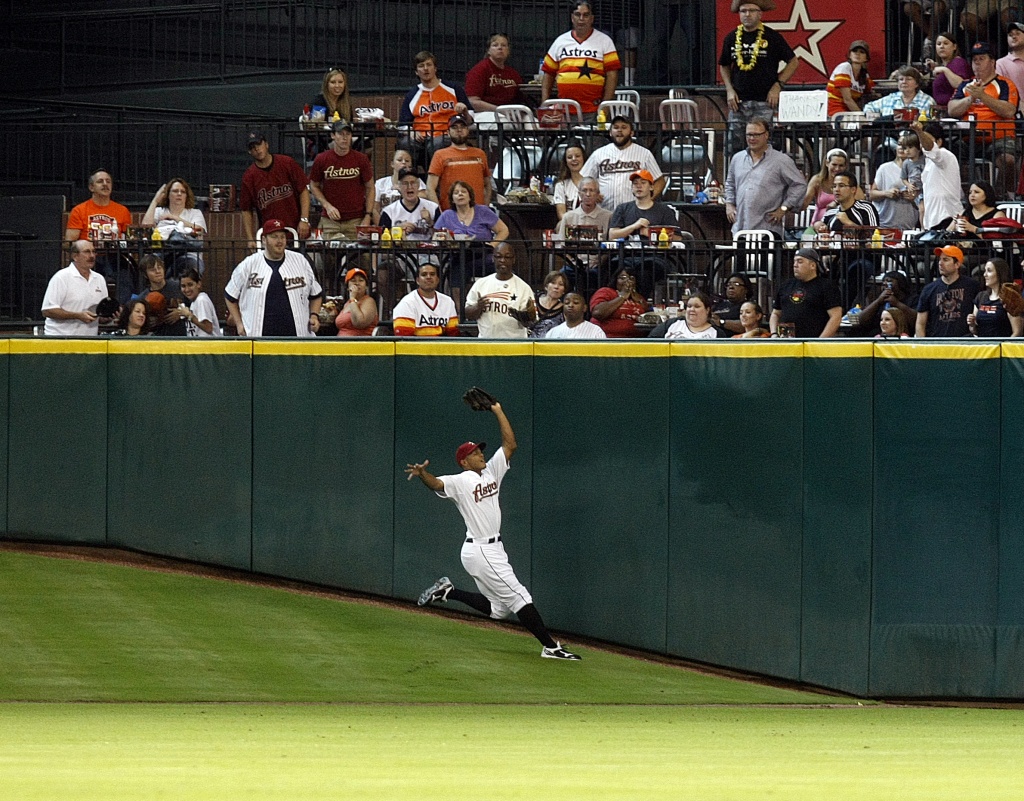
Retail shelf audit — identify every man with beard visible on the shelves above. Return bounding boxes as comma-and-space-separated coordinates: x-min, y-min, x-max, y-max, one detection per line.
581, 116, 664, 211
426, 115, 492, 211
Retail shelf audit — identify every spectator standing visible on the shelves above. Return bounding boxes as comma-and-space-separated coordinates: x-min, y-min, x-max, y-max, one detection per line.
826, 40, 874, 116
531, 271, 569, 338
398, 51, 472, 173
948, 42, 1019, 200
427, 115, 492, 210
870, 138, 921, 230
724, 117, 805, 237
910, 120, 963, 229
541, 2, 620, 118
224, 219, 323, 338
465, 34, 529, 112
665, 292, 721, 339
581, 116, 664, 210
41, 241, 110, 336
769, 248, 842, 338
464, 242, 536, 339
997, 23, 1024, 112
718, 0, 798, 155
309, 119, 375, 241
138, 254, 187, 337
391, 263, 460, 337
915, 245, 980, 337
179, 267, 220, 337
545, 291, 607, 338
334, 267, 379, 337
240, 132, 311, 244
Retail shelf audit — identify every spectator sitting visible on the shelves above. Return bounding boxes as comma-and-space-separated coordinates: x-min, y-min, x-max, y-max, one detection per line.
311, 67, 353, 124
427, 114, 492, 211
335, 267, 379, 337
41, 240, 112, 336
137, 254, 187, 337
910, 120, 963, 229
733, 300, 772, 337
856, 270, 919, 336
381, 167, 440, 241
968, 257, 1023, 336
581, 116, 664, 211
374, 150, 426, 218
870, 138, 921, 230
110, 297, 152, 337
391, 262, 460, 337
589, 266, 648, 337
826, 40, 874, 116
665, 292, 720, 339
924, 33, 971, 109
961, 0, 1014, 44
554, 141, 587, 220
545, 291, 607, 338
463, 242, 536, 339
770, 248, 843, 338
434, 180, 509, 304
64, 168, 135, 304
711, 273, 755, 336
608, 169, 678, 240
915, 244, 980, 337
863, 66, 934, 117
803, 149, 865, 224
877, 306, 911, 338
398, 50, 472, 174
531, 271, 569, 338
558, 176, 612, 239
947, 180, 1007, 236
815, 171, 879, 233
142, 178, 207, 277
465, 34, 529, 113
947, 41, 1019, 200
179, 267, 221, 337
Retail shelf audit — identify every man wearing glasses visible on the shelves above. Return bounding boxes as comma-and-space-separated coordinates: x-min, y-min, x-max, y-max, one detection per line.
814, 171, 880, 306
541, 2, 620, 118
724, 118, 805, 237
719, 0, 798, 156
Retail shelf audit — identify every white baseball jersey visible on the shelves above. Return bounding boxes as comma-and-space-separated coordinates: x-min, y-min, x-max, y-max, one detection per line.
545, 319, 607, 339
391, 289, 459, 336
185, 291, 222, 337
380, 197, 440, 241
437, 448, 532, 617
224, 250, 322, 337
582, 141, 663, 211
466, 272, 533, 339
41, 264, 109, 336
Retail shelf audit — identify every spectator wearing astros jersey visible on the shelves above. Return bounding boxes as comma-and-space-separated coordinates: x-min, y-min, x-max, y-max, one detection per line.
581, 115, 664, 211
391, 262, 460, 336
398, 50, 473, 174
541, 1, 620, 118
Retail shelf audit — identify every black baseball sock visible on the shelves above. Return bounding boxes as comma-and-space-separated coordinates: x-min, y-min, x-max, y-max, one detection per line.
449, 587, 492, 616
516, 603, 558, 648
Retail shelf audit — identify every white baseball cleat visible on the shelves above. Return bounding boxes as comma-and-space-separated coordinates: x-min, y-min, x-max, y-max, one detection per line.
541, 642, 581, 660
418, 576, 453, 606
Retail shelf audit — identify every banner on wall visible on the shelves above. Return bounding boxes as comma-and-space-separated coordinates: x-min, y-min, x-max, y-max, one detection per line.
715, 0, 886, 85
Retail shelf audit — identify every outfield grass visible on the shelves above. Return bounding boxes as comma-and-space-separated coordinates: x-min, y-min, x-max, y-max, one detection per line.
3, 549, 1023, 800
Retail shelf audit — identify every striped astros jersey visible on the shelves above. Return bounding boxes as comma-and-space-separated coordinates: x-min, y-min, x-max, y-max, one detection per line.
399, 81, 472, 135
542, 29, 620, 113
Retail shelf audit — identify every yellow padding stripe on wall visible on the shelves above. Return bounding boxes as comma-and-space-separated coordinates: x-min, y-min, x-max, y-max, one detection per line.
107, 340, 252, 355
396, 341, 532, 356
535, 341, 669, 357
1001, 342, 1024, 358
254, 341, 394, 356
874, 342, 1000, 359
805, 341, 875, 358
670, 341, 802, 358
9, 339, 107, 355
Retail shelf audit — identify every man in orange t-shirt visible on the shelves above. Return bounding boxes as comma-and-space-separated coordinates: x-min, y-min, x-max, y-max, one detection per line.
426, 115, 492, 211
65, 169, 132, 242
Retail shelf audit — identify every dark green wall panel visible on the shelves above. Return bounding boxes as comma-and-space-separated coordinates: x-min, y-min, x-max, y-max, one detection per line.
801, 344, 873, 695
251, 342, 394, 595
532, 344, 669, 651
106, 342, 252, 569
8, 343, 108, 542
393, 343, 535, 609
872, 348, 1001, 696
0, 348, 8, 532
666, 343, 803, 678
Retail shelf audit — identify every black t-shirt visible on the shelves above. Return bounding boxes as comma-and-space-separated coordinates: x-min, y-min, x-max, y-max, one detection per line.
719, 26, 795, 103
149, 279, 187, 337
974, 289, 1012, 337
773, 275, 842, 338
610, 201, 678, 232
917, 275, 980, 337
261, 258, 298, 336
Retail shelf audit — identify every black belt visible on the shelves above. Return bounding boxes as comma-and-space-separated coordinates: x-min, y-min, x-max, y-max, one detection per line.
466, 536, 501, 544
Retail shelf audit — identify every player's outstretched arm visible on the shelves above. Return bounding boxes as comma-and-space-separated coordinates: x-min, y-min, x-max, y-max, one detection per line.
405, 459, 444, 492
491, 403, 517, 460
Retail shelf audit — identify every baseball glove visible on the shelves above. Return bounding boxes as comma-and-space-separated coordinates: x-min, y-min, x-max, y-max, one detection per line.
463, 386, 497, 412
96, 297, 121, 318
1001, 283, 1024, 317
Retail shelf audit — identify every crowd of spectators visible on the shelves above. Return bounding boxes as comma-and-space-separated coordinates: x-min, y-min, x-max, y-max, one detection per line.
40, 4, 1024, 341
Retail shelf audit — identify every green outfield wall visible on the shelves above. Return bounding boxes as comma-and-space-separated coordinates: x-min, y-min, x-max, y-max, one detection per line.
4, 337, 1022, 699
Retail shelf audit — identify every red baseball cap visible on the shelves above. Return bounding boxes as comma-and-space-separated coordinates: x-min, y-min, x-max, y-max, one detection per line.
262, 219, 286, 235
455, 441, 485, 464
629, 169, 655, 184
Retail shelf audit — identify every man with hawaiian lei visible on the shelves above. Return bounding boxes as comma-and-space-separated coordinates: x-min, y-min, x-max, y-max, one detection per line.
718, 0, 798, 156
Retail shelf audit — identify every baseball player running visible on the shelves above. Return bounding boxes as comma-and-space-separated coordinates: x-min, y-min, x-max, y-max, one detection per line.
405, 391, 581, 660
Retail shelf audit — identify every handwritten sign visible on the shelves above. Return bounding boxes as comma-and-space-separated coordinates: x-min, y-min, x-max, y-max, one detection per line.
777, 90, 829, 123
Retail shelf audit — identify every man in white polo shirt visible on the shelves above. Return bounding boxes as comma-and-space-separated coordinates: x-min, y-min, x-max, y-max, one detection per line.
41, 240, 111, 336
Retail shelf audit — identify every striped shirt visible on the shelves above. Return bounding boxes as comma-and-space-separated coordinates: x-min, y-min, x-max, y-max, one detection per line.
542, 29, 621, 114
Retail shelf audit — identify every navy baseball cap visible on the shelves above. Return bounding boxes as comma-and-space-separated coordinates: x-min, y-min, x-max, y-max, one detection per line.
332, 119, 353, 133
246, 131, 268, 148
971, 41, 995, 57
610, 114, 633, 127
456, 441, 485, 463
